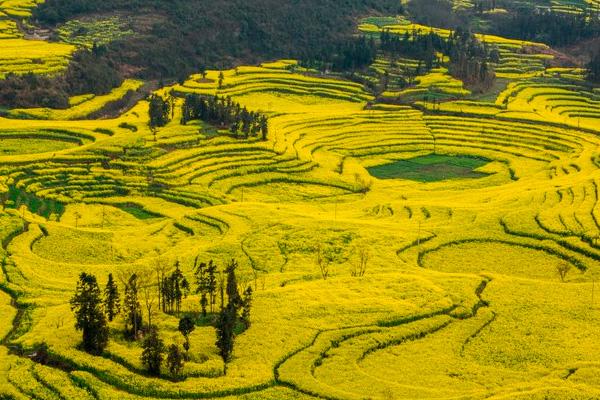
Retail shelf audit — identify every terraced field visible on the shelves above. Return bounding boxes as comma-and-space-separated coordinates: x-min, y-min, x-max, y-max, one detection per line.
0, 8, 599, 400
0, 1, 74, 77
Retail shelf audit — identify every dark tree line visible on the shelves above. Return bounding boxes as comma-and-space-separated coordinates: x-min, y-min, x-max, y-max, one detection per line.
299, 36, 377, 72
489, 9, 600, 48
33, 0, 402, 81
588, 49, 600, 84
181, 94, 269, 140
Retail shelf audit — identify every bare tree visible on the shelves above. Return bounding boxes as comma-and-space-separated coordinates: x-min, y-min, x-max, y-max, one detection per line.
557, 263, 572, 282
316, 245, 330, 280
351, 246, 369, 277
140, 270, 157, 329
154, 256, 169, 312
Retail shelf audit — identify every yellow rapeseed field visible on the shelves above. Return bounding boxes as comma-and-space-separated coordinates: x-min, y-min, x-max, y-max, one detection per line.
0, 9, 599, 400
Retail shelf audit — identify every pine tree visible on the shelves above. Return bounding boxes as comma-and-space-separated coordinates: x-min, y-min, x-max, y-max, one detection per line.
166, 344, 185, 378
260, 116, 268, 141
148, 94, 171, 128
240, 286, 252, 329
141, 326, 164, 376
70, 273, 109, 355
103, 273, 120, 322
225, 259, 241, 310
218, 71, 225, 89
215, 303, 236, 367
194, 258, 209, 316
207, 262, 218, 313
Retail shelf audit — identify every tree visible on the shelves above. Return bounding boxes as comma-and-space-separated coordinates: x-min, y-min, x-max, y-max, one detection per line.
587, 50, 600, 83
260, 116, 268, 141
194, 258, 209, 317
123, 273, 143, 339
557, 263, 572, 282
103, 273, 120, 322
215, 260, 246, 371
351, 246, 369, 277
166, 344, 185, 378
178, 316, 195, 356
148, 94, 171, 128
207, 262, 218, 313
141, 326, 165, 376
140, 271, 157, 329
215, 303, 236, 369
163, 261, 189, 314
240, 286, 252, 329
70, 273, 109, 355
195, 259, 218, 315
315, 244, 331, 280
154, 257, 168, 314
218, 72, 225, 89
225, 259, 242, 310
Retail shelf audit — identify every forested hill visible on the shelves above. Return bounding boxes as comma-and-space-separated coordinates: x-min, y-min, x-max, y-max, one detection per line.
33, 0, 402, 80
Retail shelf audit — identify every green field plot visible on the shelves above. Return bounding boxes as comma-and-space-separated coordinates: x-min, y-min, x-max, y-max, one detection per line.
368, 154, 491, 181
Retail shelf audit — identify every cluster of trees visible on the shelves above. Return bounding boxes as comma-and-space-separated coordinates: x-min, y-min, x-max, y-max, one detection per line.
380, 28, 497, 91
489, 10, 600, 48
0, 47, 122, 109
157, 261, 190, 314
70, 258, 253, 377
148, 94, 172, 128
587, 50, 600, 83
446, 28, 496, 91
181, 94, 269, 140
380, 30, 446, 75
299, 36, 377, 72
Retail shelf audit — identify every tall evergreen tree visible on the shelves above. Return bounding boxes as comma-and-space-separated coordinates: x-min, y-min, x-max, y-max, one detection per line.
141, 326, 164, 376
225, 259, 242, 310
103, 273, 120, 322
240, 286, 253, 329
166, 344, 185, 378
123, 273, 143, 339
70, 273, 109, 355
215, 303, 236, 367
148, 94, 171, 128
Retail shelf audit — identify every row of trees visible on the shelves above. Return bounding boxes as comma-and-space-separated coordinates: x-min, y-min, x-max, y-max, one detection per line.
70, 258, 253, 377
181, 94, 269, 140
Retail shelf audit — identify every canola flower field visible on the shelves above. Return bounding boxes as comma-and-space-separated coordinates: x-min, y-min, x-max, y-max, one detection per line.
0, 5, 600, 400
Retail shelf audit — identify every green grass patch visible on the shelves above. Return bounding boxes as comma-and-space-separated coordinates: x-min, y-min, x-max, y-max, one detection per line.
367, 154, 491, 182
114, 203, 163, 220
5, 186, 65, 219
